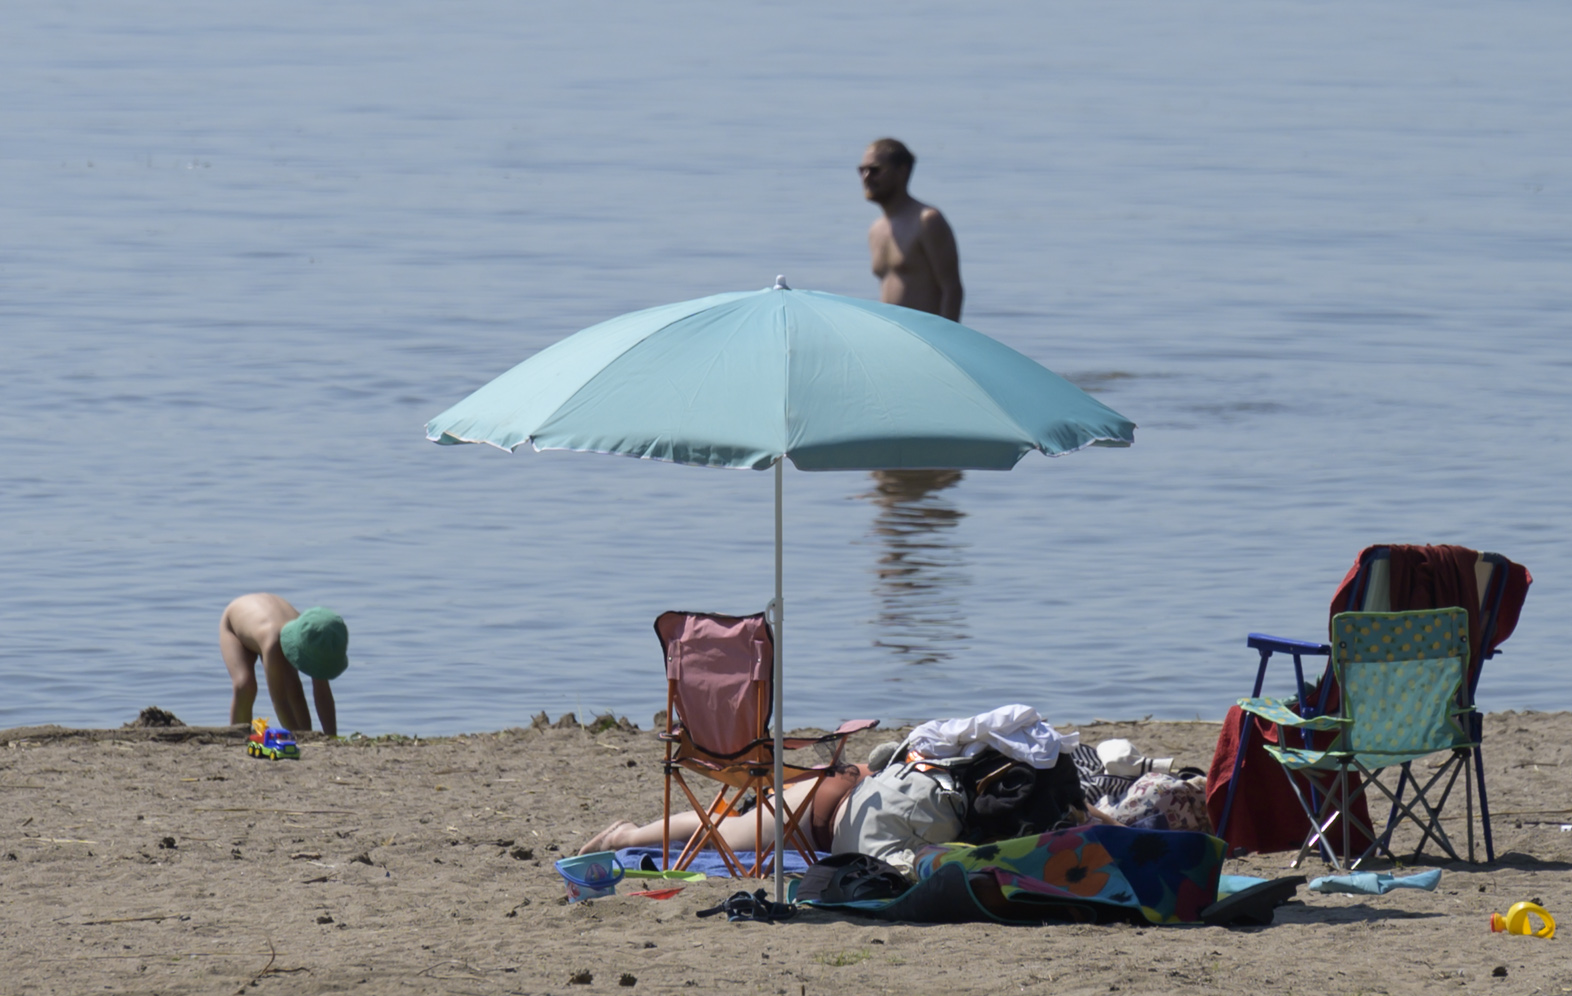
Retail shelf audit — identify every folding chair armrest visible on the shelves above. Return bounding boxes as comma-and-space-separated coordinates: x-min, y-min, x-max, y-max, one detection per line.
1238, 696, 1346, 731
1245, 632, 1332, 709
677, 720, 881, 758
833, 719, 880, 736
781, 719, 879, 750
1246, 634, 1330, 657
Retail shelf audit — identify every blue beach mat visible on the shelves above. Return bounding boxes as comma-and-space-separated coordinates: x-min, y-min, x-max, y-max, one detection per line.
616, 846, 827, 878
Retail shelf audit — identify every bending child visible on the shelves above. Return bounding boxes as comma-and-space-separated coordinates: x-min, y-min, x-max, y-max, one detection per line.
220, 593, 347, 737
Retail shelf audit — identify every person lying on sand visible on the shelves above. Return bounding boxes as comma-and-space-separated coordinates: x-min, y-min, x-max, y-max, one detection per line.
220, 593, 347, 737
582, 760, 1124, 858
580, 765, 869, 856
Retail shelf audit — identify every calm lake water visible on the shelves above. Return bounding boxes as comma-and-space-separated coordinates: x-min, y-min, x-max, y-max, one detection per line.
3, 1, 1569, 736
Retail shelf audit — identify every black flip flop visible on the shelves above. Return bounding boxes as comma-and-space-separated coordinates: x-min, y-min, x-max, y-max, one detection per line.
696, 888, 797, 923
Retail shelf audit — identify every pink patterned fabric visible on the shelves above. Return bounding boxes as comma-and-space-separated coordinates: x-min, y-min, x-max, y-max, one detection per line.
1109, 773, 1212, 833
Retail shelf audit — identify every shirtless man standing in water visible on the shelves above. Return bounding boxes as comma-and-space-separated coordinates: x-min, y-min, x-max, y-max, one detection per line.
861, 138, 963, 322
862, 138, 967, 495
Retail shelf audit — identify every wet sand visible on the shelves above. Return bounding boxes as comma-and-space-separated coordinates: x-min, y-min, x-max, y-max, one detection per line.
3, 711, 1569, 995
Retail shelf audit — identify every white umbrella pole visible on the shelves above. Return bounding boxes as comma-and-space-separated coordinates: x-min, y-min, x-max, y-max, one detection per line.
771, 457, 786, 902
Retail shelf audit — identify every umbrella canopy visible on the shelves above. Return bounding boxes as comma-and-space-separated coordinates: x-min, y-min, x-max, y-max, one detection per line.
426, 284, 1134, 468
426, 281, 1135, 896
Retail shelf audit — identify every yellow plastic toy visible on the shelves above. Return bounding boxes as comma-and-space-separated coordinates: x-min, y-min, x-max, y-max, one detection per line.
1489, 901, 1555, 939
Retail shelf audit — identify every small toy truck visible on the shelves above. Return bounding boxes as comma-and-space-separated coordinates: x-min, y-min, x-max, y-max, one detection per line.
247, 718, 301, 760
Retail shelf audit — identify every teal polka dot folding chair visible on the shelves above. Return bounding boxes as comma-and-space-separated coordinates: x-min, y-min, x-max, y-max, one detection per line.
1237, 608, 1473, 870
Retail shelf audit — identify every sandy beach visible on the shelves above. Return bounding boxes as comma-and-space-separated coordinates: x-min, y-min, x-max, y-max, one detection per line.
3, 710, 1569, 995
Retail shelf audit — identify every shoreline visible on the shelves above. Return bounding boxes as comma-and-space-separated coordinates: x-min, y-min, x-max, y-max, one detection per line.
4, 711, 1569, 995
0, 708, 1235, 744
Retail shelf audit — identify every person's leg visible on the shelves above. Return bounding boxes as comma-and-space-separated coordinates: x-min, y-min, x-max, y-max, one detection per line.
581, 780, 819, 855
580, 812, 701, 855
220, 614, 259, 726
711, 779, 817, 852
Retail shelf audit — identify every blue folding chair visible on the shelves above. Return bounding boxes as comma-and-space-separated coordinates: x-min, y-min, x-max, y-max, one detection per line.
1240, 609, 1474, 869
1215, 545, 1528, 863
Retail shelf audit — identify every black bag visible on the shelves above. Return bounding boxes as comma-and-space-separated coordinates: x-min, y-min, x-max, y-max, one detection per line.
796, 853, 911, 904
954, 748, 1087, 844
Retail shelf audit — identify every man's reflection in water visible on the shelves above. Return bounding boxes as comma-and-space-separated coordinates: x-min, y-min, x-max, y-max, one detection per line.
861, 469, 970, 667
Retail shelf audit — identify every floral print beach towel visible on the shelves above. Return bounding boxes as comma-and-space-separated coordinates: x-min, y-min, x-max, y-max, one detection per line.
890, 824, 1226, 924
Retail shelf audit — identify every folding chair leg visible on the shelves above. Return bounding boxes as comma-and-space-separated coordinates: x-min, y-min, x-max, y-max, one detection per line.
1464, 750, 1476, 864
1418, 762, 1464, 862
662, 767, 672, 871
1310, 772, 1361, 869
672, 784, 729, 873
671, 777, 749, 878
1379, 764, 1412, 857
1473, 743, 1496, 863
1288, 780, 1326, 868
792, 772, 836, 858
1338, 779, 1390, 870
1301, 796, 1339, 869
1280, 766, 1341, 869
1336, 770, 1384, 870
1358, 762, 1462, 865
1285, 765, 1385, 871
1215, 707, 1255, 841
1341, 769, 1351, 865
753, 788, 765, 877
755, 775, 826, 869
1416, 765, 1465, 862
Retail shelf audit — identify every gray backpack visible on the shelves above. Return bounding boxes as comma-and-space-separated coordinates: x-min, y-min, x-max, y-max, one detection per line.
830, 752, 967, 876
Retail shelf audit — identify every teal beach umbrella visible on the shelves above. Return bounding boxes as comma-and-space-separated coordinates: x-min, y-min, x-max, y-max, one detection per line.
426, 279, 1135, 893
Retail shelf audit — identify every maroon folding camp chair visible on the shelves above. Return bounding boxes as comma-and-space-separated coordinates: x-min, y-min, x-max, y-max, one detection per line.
655, 610, 877, 877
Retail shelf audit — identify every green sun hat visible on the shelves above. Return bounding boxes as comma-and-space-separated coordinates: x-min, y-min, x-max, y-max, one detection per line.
280, 607, 349, 681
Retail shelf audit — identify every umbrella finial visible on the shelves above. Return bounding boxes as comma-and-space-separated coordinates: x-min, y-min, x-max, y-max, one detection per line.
773, 275, 790, 290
